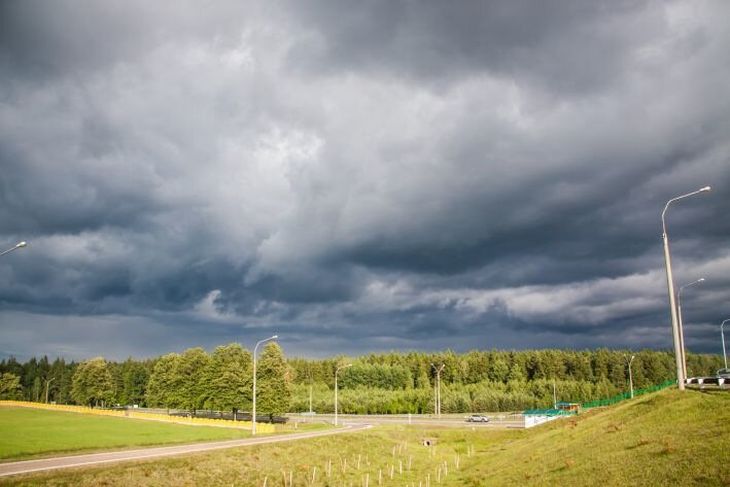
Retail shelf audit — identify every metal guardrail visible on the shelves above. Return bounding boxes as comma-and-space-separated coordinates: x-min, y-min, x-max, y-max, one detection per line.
685, 376, 730, 389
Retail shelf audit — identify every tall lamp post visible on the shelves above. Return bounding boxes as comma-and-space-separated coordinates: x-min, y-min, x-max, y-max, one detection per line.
334, 364, 352, 426
0, 241, 27, 257
251, 334, 278, 436
661, 186, 711, 390
721, 319, 729, 370
625, 355, 635, 399
677, 277, 705, 379
431, 363, 445, 417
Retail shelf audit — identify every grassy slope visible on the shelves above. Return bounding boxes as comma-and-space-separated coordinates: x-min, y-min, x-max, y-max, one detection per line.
2, 389, 728, 486
0, 407, 249, 460
457, 388, 730, 486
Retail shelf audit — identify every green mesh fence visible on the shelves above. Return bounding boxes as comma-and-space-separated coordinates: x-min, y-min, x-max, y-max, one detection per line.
580, 379, 675, 409
523, 380, 676, 416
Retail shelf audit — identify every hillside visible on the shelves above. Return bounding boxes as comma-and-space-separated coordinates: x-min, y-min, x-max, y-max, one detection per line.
2, 388, 727, 486
458, 388, 730, 486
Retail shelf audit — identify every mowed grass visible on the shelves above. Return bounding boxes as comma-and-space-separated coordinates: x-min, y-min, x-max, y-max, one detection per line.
0, 407, 251, 460
460, 388, 730, 486
2, 389, 729, 486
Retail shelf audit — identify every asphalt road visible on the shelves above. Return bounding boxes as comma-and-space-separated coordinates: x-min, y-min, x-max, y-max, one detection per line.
0, 423, 372, 478
291, 414, 525, 429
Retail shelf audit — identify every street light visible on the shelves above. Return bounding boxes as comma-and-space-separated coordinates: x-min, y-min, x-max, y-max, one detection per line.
721, 319, 730, 370
431, 363, 445, 417
677, 277, 705, 378
0, 241, 27, 257
661, 186, 711, 390
625, 355, 635, 399
251, 334, 278, 436
334, 363, 352, 426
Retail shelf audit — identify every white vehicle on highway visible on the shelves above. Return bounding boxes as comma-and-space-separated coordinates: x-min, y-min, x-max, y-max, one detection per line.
466, 414, 490, 423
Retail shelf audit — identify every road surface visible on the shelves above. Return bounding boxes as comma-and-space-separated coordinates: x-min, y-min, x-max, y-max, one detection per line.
0, 423, 372, 478
291, 414, 525, 429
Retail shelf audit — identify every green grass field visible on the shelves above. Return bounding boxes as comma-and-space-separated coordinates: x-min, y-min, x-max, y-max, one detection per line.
2, 389, 729, 486
0, 407, 251, 460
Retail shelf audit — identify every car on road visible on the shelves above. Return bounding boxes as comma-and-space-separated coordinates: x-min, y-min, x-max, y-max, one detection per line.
717, 368, 730, 378
466, 414, 489, 423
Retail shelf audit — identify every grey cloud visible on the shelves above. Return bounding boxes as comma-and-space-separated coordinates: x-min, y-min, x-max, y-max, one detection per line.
285, 0, 669, 94
1, 0, 729, 360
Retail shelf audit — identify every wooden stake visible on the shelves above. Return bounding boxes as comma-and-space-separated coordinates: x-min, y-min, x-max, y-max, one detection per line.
399, 460, 403, 475
408, 456, 413, 471
312, 466, 317, 485
378, 469, 382, 485
262, 475, 268, 487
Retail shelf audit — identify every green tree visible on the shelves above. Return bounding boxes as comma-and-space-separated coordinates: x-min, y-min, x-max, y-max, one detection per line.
257, 342, 292, 418
146, 353, 181, 409
174, 348, 211, 414
0, 372, 22, 399
507, 361, 525, 382
71, 357, 114, 407
488, 358, 509, 383
121, 359, 150, 406
205, 343, 252, 418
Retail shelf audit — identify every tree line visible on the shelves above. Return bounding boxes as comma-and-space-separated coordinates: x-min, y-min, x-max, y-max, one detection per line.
0, 347, 723, 414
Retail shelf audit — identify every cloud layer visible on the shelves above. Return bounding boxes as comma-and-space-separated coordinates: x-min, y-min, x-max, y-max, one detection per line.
1, 0, 729, 360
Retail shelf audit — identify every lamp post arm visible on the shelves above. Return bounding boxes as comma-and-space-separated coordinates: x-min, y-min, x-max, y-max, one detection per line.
0, 242, 27, 257
662, 187, 711, 235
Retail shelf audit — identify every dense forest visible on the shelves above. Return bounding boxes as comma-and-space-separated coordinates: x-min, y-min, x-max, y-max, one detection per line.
0, 346, 723, 414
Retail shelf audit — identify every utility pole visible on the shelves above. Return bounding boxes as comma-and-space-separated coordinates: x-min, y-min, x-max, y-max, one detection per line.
334, 364, 352, 426
251, 334, 278, 435
431, 363, 445, 417
661, 186, 711, 391
625, 355, 635, 399
308, 364, 313, 414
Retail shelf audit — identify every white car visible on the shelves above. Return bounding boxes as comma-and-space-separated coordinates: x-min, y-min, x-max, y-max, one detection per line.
466, 414, 489, 423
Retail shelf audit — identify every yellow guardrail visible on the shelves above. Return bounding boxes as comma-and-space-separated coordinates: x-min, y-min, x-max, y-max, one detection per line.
0, 400, 275, 433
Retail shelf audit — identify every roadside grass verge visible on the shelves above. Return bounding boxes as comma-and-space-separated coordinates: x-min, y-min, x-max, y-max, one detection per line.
457, 388, 730, 486
0, 407, 255, 460
2, 389, 729, 486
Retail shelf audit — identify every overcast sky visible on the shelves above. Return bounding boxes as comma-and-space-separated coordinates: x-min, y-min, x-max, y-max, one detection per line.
1, 0, 729, 361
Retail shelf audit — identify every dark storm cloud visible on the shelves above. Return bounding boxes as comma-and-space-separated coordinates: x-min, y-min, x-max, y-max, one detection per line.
286, 0, 664, 93
1, 0, 730, 361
